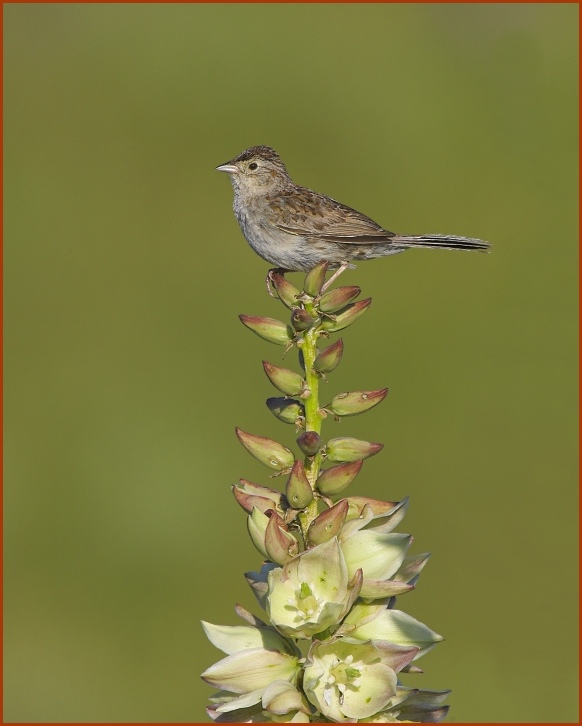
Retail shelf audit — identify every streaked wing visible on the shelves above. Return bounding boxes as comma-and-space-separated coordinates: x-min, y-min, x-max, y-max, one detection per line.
269, 186, 396, 244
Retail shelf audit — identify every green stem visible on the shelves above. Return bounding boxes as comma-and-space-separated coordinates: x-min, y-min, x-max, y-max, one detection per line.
298, 301, 324, 539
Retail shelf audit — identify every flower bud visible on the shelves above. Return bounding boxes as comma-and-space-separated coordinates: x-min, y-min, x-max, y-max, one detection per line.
296, 430, 321, 457
328, 388, 388, 416
325, 436, 383, 462
247, 507, 269, 559
285, 460, 314, 509
239, 315, 293, 346
232, 479, 283, 514
263, 361, 307, 397
270, 273, 301, 309
318, 286, 361, 313
266, 397, 305, 425
291, 308, 317, 332
303, 261, 328, 297
316, 460, 363, 495
235, 428, 295, 471
307, 499, 349, 545
320, 298, 372, 333
314, 338, 344, 374
265, 510, 299, 565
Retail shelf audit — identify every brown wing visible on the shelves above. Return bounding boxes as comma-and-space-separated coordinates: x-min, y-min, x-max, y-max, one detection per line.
268, 186, 397, 244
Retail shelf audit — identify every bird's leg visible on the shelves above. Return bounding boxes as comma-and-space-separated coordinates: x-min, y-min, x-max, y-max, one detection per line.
320, 261, 351, 293
266, 267, 289, 298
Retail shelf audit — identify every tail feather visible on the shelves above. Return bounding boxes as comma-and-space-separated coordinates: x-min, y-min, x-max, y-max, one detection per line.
394, 234, 490, 252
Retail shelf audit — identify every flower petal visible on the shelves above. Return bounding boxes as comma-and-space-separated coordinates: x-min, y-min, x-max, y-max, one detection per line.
201, 621, 296, 656
341, 531, 411, 581
349, 609, 444, 658
201, 648, 299, 694
215, 689, 263, 712
262, 680, 311, 715
340, 662, 396, 719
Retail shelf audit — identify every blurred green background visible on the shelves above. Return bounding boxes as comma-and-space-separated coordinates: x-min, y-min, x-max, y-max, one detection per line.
4, 4, 578, 723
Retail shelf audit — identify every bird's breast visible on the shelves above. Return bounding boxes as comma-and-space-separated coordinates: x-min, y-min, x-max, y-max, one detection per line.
232, 196, 304, 269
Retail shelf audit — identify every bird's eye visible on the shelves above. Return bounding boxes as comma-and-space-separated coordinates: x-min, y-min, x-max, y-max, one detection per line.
248, 162, 258, 170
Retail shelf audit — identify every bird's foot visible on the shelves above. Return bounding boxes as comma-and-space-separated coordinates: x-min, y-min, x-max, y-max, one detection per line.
266, 268, 289, 298
320, 261, 351, 293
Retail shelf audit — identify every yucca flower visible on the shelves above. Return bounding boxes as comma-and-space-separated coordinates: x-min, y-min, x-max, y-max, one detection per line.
202, 263, 449, 722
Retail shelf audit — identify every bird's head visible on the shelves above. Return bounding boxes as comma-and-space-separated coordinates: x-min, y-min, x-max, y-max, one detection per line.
216, 146, 293, 195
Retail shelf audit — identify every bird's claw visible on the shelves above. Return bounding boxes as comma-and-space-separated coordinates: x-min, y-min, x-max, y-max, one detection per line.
266, 268, 288, 298
320, 261, 351, 293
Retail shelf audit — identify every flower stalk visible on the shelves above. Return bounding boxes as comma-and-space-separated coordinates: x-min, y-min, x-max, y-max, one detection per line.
202, 263, 450, 723
296, 295, 325, 538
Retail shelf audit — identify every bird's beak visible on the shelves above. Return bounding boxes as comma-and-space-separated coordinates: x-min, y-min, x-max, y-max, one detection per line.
215, 163, 239, 174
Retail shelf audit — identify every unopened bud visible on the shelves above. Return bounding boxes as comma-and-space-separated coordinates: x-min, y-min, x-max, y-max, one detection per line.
316, 460, 363, 496
239, 315, 294, 346
325, 436, 383, 462
297, 430, 321, 457
320, 298, 372, 333
264, 510, 299, 565
266, 397, 305, 425
291, 308, 317, 332
232, 479, 283, 514
307, 499, 349, 545
303, 261, 329, 297
235, 428, 295, 471
263, 361, 307, 397
318, 286, 361, 313
285, 460, 313, 509
270, 273, 301, 309
314, 338, 344, 374
328, 388, 388, 417
247, 507, 269, 559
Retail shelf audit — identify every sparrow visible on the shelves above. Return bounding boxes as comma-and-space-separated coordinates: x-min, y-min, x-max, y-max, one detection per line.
216, 145, 489, 289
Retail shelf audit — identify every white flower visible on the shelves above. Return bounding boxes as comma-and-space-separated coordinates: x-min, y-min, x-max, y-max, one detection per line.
266, 538, 361, 639
303, 638, 417, 722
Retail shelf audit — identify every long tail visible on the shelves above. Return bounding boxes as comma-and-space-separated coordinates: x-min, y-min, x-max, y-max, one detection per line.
393, 234, 490, 252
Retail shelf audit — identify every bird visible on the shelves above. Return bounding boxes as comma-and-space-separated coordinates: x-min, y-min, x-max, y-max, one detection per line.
216, 145, 489, 289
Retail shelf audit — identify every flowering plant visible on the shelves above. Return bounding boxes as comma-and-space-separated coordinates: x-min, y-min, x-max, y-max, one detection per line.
202, 264, 449, 723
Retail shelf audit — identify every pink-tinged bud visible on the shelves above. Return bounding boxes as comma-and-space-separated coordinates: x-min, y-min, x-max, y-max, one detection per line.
328, 388, 388, 417
303, 261, 329, 297
291, 308, 317, 332
266, 397, 305, 426
264, 510, 299, 565
318, 286, 361, 313
320, 298, 372, 333
316, 460, 363, 496
307, 499, 349, 545
235, 428, 295, 471
325, 437, 383, 462
232, 479, 283, 514
239, 315, 294, 346
263, 361, 307, 397
270, 273, 301, 309
285, 460, 313, 509
314, 338, 344, 374
296, 430, 321, 457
